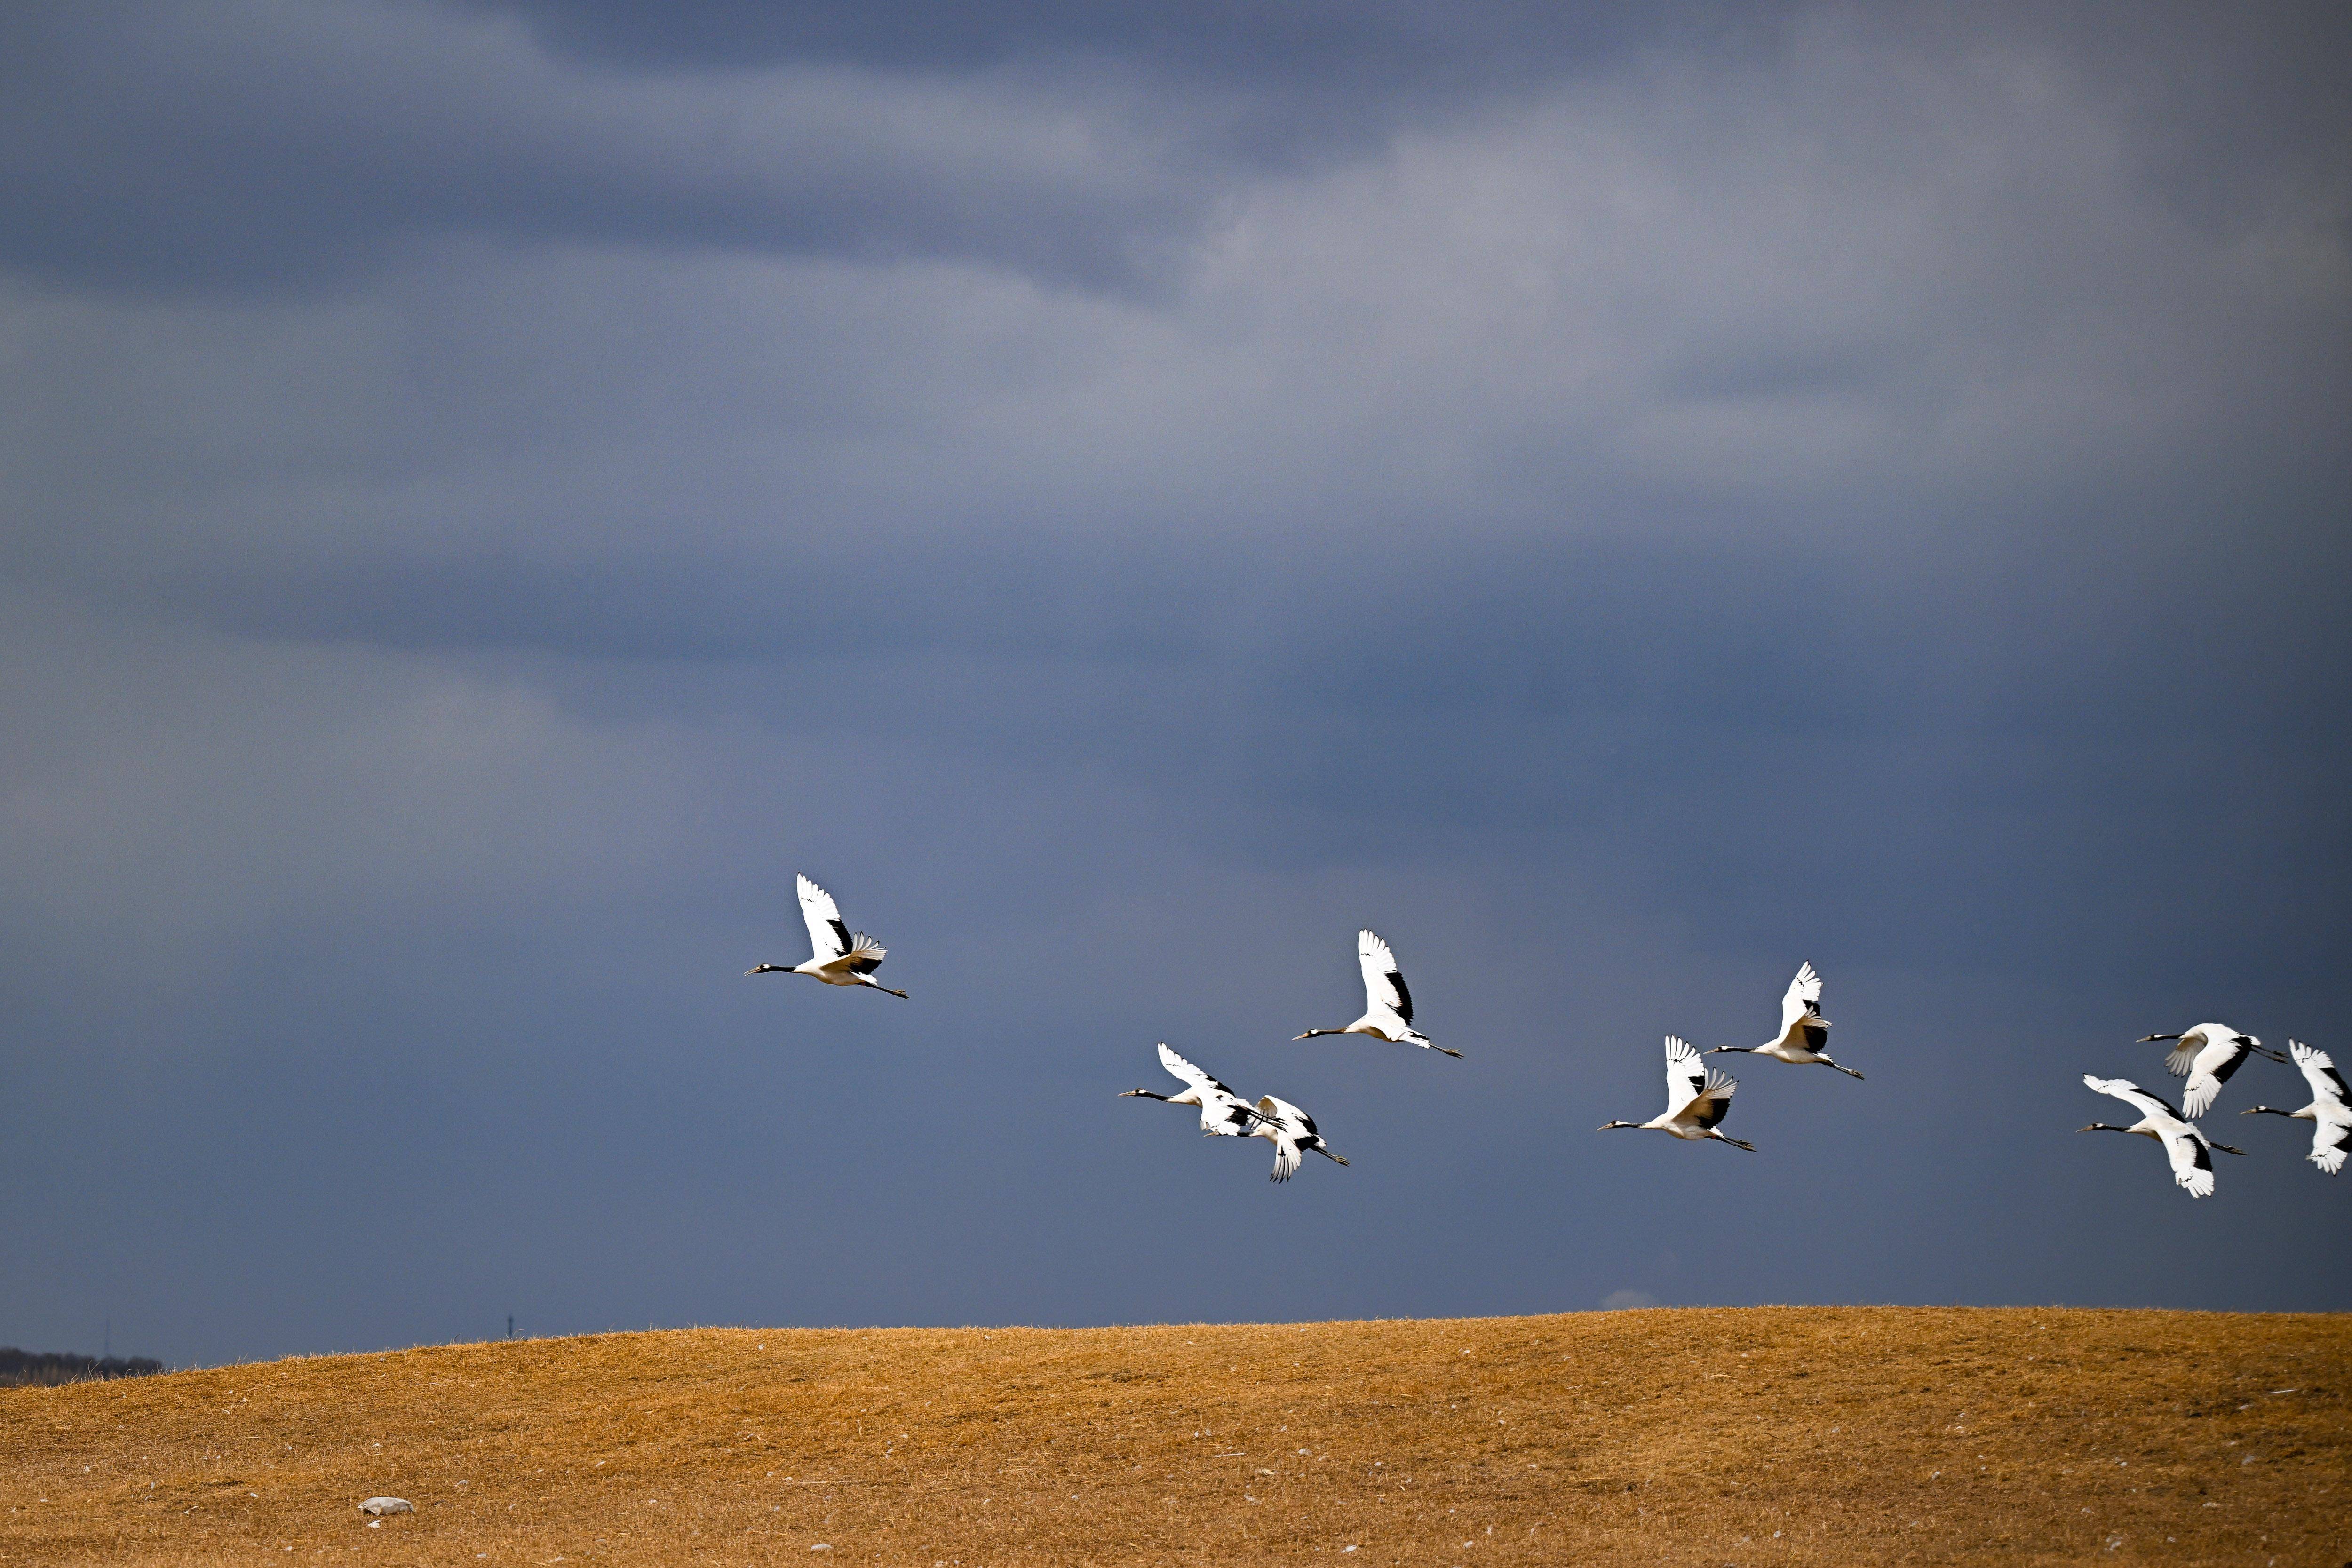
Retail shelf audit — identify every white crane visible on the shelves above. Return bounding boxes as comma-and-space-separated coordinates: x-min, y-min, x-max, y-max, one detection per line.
2079, 1075, 2245, 1198
2136, 1022, 2284, 1118
1120, 1043, 1275, 1137
1597, 1036, 1755, 1151
1294, 930, 1460, 1057
746, 873, 908, 997
1249, 1094, 1350, 1182
2240, 1041, 2352, 1175
1705, 961, 1861, 1079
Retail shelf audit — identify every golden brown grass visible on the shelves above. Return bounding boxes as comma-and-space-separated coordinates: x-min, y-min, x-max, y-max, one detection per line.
1, 1307, 2344, 1565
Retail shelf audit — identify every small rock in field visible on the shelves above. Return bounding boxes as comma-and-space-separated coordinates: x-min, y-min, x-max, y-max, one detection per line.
358, 1497, 414, 1516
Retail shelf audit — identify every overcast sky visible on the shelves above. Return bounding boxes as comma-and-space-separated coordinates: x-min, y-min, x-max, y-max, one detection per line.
3, 0, 2346, 1369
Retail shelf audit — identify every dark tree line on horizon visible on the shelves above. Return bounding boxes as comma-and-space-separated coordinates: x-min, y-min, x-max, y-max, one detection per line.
0, 1347, 165, 1387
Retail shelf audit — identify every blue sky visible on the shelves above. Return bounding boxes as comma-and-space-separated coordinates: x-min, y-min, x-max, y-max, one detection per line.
2, 0, 2346, 1368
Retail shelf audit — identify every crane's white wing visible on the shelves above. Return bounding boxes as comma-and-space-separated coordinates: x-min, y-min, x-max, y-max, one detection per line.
2162, 1024, 2247, 1079
1158, 1042, 1242, 1101
2159, 1029, 2208, 1079
796, 874, 854, 962
1688, 1070, 1737, 1130
2308, 1116, 2351, 1176
2180, 1040, 2250, 1120
1256, 1097, 1304, 1182
1265, 1133, 1303, 1182
1157, 1043, 1261, 1134
1777, 962, 1824, 1038
1357, 930, 1413, 1024
2160, 1126, 2217, 1198
2292, 1041, 2351, 1115
2083, 1075, 2185, 1124
1663, 1036, 1708, 1114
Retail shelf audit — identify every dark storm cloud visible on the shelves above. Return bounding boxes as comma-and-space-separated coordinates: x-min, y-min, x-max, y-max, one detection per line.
1, 1, 2347, 1367
9, 0, 2344, 299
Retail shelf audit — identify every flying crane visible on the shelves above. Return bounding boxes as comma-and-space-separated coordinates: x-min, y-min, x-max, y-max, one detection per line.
2137, 1022, 2283, 1118
2240, 1041, 2351, 1175
1705, 961, 1862, 1078
2079, 1075, 2245, 1197
1294, 930, 1459, 1056
746, 873, 908, 998
1598, 1036, 1755, 1151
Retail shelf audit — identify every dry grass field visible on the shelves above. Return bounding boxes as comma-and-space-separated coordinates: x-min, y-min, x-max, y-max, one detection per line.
1, 1307, 2344, 1566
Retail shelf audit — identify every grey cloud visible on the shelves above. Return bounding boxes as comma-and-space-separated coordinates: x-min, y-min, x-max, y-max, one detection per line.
9, 0, 2343, 303
468, 0, 1676, 82
10, 28, 2343, 619
0, 0, 1212, 295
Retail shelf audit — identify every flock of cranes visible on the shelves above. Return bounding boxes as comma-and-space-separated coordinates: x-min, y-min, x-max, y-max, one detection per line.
2082, 1028, 2350, 1196
1594, 963, 1843, 1152
1120, 1043, 1349, 1183
750, 874, 2347, 1195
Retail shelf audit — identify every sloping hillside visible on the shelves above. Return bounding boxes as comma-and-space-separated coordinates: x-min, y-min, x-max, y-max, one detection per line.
1, 1307, 2343, 1565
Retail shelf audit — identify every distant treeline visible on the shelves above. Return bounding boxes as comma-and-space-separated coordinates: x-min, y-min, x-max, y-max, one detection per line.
0, 1347, 166, 1387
